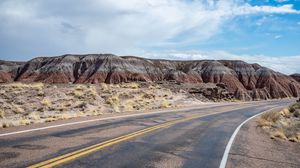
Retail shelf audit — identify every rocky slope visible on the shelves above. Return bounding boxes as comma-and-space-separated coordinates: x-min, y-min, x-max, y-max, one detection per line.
1, 54, 300, 100
291, 74, 300, 83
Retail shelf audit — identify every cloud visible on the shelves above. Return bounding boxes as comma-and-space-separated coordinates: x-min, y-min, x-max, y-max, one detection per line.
143, 50, 300, 75
0, 0, 299, 60
274, 35, 282, 39
275, 0, 290, 3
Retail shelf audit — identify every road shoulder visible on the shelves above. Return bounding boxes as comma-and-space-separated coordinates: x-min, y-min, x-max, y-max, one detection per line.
226, 114, 300, 168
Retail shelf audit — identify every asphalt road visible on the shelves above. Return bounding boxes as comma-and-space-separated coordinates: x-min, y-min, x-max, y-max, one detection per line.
0, 100, 293, 168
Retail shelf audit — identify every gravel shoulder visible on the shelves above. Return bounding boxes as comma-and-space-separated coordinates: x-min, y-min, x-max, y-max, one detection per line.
227, 112, 300, 168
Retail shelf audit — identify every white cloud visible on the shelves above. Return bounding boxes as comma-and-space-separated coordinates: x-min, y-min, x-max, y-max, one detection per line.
143, 50, 300, 75
0, 0, 299, 59
274, 35, 282, 39
275, 0, 289, 3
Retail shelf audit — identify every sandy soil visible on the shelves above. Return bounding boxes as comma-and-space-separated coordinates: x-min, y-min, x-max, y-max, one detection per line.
0, 82, 202, 128
227, 113, 300, 168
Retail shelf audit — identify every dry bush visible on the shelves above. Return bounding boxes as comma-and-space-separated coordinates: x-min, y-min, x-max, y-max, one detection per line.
12, 104, 25, 114
1, 120, 12, 128
8, 82, 28, 90
37, 90, 45, 96
100, 83, 109, 91
123, 101, 134, 112
106, 95, 120, 105
45, 117, 57, 122
258, 111, 280, 126
160, 99, 171, 108
280, 108, 291, 118
27, 112, 40, 120
142, 93, 155, 99
41, 99, 51, 108
271, 129, 287, 140
87, 86, 98, 98
289, 103, 300, 113
73, 90, 83, 99
31, 83, 44, 90
0, 109, 4, 118
75, 85, 84, 91
19, 119, 31, 126
122, 83, 140, 89
294, 110, 300, 117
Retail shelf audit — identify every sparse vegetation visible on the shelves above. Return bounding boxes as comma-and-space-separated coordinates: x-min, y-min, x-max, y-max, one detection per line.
0, 110, 4, 118
258, 102, 300, 142
160, 99, 171, 108
0, 82, 198, 128
12, 104, 25, 114
41, 99, 51, 108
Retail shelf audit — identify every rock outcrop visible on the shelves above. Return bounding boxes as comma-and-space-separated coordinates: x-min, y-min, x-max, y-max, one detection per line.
1, 54, 300, 101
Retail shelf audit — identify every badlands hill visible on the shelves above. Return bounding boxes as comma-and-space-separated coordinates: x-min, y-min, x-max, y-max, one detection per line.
0, 54, 299, 101
291, 74, 300, 83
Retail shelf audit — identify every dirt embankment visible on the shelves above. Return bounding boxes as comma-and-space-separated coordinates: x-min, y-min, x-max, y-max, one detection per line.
227, 105, 300, 168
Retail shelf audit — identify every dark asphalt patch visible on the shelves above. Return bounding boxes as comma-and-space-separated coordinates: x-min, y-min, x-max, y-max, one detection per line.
12, 144, 48, 150
0, 152, 20, 162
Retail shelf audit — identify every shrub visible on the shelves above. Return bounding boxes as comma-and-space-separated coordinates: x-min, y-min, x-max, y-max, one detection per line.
41, 99, 51, 107
271, 129, 287, 140
88, 86, 98, 98
124, 102, 134, 112
261, 110, 281, 123
75, 85, 83, 91
160, 99, 171, 108
289, 103, 300, 113
106, 95, 119, 105
100, 83, 109, 91
32, 83, 44, 91
37, 90, 45, 96
73, 90, 83, 99
123, 83, 140, 89
280, 108, 291, 118
0, 110, 4, 118
12, 105, 25, 114
28, 112, 40, 120
19, 119, 31, 125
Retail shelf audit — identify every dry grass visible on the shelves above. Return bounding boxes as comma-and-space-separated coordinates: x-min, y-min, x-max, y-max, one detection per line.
160, 99, 172, 108
73, 90, 83, 99
257, 110, 281, 127
0, 110, 4, 118
259, 103, 300, 142
28, 112, 40, 120
41, 99, 51, 108
0, 82, 195, 128
106, 95, 120, 105
271, 129, 287, 140
12, 104, 25, 114
19, 119, 31, 126
122, 83, 140, 89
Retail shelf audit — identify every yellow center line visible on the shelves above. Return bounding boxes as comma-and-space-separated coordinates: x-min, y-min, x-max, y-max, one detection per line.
27, 110, 236, 168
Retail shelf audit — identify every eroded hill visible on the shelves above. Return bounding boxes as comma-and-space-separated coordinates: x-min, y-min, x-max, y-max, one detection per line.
1, 54, 300, 101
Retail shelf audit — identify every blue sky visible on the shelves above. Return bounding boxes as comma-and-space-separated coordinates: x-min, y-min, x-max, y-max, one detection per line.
0, 0, 300, 74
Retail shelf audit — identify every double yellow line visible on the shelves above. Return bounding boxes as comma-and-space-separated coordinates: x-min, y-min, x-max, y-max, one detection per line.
28, 112, 221, 168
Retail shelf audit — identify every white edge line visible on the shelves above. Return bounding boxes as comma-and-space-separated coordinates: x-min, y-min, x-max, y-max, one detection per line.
219, 106, 283, 168
0, 104, 227, 137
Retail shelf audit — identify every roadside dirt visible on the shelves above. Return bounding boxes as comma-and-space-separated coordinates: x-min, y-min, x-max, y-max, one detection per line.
227, 115, 300, 168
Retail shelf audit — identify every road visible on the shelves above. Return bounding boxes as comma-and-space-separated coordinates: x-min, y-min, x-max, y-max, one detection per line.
0, 100, 293, 168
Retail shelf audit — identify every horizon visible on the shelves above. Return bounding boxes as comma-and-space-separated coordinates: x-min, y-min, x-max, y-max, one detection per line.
0, 0, 300, 74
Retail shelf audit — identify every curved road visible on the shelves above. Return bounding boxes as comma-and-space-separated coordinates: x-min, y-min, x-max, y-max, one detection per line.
0, 100, 292, 168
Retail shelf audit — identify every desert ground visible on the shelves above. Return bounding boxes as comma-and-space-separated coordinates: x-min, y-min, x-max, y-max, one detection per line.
0, 82, 207, 128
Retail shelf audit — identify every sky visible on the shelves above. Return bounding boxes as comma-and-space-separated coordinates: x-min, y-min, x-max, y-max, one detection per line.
0, 0, 300, 74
